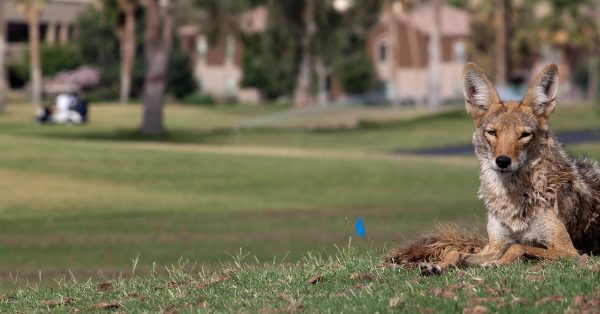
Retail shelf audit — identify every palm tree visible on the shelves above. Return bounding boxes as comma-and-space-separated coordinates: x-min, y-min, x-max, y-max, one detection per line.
116, 0, 138, 105
495, 0, 507, 86
140, 0, 177, 136
426, 0, 442, 111
293, 0, 316, 107
0, 3, 7, 111
17, 0, 45, 107
534, 0, 598, 102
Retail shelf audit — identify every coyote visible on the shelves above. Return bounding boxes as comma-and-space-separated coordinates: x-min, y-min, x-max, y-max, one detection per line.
385, 63, 600, 275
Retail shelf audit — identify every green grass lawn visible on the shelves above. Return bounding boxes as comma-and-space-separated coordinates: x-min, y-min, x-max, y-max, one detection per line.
0, 101, 598, 292
3, 248, 600, 313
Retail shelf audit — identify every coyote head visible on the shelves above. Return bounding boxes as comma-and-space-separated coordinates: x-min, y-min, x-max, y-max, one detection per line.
463, 63, 559, 173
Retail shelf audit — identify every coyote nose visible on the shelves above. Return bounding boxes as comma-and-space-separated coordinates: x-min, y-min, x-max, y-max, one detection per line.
495, 155, 512, 169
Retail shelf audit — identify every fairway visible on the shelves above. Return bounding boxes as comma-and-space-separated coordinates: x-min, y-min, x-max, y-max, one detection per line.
0, 102, 598, 284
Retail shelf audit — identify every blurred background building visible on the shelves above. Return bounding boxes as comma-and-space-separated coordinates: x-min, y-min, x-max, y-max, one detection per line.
0, 0, 599, 107
367, 3, 469, 103
2, 0, 90, 62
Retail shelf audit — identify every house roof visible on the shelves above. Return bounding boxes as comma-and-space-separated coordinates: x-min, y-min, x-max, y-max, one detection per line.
395, 4, 469, 37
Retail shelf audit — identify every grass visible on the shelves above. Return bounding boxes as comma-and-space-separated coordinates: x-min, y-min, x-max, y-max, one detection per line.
0, 133, 482, 276
3, 247, 600, 313
0, 102, 490, 280
0, 101, 600, 310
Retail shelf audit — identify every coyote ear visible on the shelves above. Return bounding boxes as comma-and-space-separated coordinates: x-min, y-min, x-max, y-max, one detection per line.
462, 63, 500, 121
522, 64, 559, 119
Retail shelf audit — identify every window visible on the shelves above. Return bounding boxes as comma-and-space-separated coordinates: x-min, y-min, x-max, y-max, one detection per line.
379, 41, 387, 62
453, 41, 466, 63
7, 23, 29, 43
225, 35, 236, 64
196, 36, 208, 57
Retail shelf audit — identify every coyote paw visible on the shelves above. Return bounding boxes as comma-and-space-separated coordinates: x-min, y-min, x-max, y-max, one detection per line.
419, 262, 442, 276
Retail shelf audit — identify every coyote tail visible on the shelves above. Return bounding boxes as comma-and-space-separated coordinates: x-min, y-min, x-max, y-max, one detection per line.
383, 224, 487, 268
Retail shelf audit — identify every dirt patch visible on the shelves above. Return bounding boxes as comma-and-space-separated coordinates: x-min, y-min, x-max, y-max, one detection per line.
163, 304, 178, 314
349, 272, 375, 281
89, 301, 122, 310
307, 274, 323, 284
463, 305, 488, 314
97, 282, 113, 292
40, 297, 73, 308
535, 295, 563, 306
196, 273, 232, 290
388, 297, 403, 308
428, 287, 457, 301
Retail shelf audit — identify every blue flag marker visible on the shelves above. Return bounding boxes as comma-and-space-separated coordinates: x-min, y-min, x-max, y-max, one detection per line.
355, 217, 366, 238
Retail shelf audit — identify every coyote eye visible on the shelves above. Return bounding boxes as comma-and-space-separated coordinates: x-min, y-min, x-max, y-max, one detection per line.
486, 130, 496, 136
520, 132, 532, 139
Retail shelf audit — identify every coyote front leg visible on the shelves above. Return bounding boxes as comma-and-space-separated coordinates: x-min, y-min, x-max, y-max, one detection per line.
486, 219, 579, 266
421, 216, 581, 275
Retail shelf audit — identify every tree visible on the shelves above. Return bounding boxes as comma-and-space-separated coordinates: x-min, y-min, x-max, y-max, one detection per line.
266, 1, 316, 107
17, 0, 45, 107
468, 0, 598, 97
0, 4, 7, 111
312, 0, 382, 104
268, 0, 381, 106
116, 0, 138, 105
95, 0, 138, 104
495, 0, 507, 85
77, 6, 193, 101
593, 2, 600, 103
293, 0, 315, 107
427, 0, 442, 111
140, 0, 177, 136
534, 0, 598, 102
191, 0, 246, 41
240, 2, 299, 100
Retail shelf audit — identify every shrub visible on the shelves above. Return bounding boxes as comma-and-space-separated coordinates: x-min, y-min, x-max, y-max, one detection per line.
12, 44, 84, 84
167, 47, 197, 99
335, 51, 373, 95
181, 94, 216, 106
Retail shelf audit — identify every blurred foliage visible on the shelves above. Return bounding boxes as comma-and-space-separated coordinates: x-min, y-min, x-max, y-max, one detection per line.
167, 47, 196, 99
184, 0, 382, 99
334, 50, 373, 94
240, 0, 382, 99
77, 7, 135, 101
76, 5, 194, 101
189, 0, 257, 43
9, 45, 83, 86
181, 93, 217, 106
467, 0, 598, 81
8, 0, 598, 102
534, 0, 598, 49
240, 33, 297, 99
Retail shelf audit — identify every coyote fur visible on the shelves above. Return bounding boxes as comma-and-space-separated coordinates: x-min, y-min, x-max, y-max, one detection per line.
385, 63, 600, 275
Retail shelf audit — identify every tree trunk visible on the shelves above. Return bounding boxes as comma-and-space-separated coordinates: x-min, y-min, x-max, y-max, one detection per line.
427, 0, 442, 112
315, 57, 328, 106
389, 5, 400, 107
495, 0, 507, 86
293, 0, 315, 108
141, 0, 176, 136
589, 52, 598, 105
118, 0, 136, 105
28, 7, 42, 107
0, 4, 7, 111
